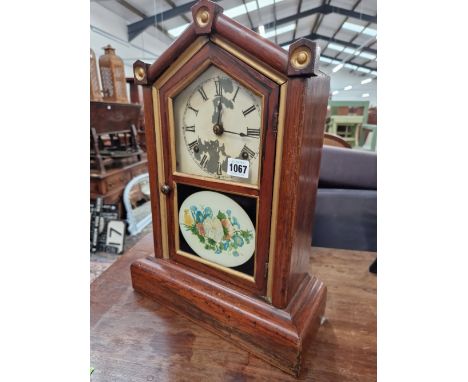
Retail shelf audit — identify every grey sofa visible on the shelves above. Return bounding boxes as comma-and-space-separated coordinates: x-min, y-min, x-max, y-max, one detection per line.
312, 146, 377, 252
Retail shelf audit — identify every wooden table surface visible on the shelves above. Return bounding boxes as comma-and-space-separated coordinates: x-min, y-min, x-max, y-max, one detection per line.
91, 234, 376, 381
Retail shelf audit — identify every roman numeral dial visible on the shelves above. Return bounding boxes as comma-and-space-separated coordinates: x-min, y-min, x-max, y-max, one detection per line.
246, 128, 260, 138
198, 86, 208, 101
175, 67, 263, 185
200, 154, 208, 168
187, 104, 199, 116
232, 86, 240, 102
215, 80, 222, 97
242, 105, 256, 117
241, 144, 256, 159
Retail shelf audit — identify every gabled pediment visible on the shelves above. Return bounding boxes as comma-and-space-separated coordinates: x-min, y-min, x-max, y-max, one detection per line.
133, 0, 321, 86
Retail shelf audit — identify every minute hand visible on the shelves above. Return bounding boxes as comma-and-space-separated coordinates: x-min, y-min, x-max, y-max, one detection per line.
223, 129, 259, 138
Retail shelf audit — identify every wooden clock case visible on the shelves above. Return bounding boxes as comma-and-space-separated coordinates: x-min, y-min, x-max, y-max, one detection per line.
130, 0, 330, 376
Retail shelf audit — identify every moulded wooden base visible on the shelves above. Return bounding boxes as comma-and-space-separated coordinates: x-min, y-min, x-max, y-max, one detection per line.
130, 255, 327, 377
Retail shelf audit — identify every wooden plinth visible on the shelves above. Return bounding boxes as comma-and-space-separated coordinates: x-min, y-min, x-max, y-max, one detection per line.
131, 256, 327, 377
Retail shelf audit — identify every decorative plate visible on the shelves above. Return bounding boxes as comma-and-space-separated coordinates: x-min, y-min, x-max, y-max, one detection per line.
178, 191, 256, 268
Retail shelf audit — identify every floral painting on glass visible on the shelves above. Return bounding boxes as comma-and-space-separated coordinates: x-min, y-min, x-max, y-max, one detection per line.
182, 206, 253, 257
178, 191, 256, 268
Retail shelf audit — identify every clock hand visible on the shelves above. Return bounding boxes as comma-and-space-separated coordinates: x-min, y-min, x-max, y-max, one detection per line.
212, 99, 225, 136
216, 98, 222, 125
240, 132, 259, 139
222, 129, 259, 139
222, 129, 242, 136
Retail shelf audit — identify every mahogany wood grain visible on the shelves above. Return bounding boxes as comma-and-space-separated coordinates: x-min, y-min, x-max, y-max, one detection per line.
191, 0, 223, 35
141, 86, 164, 258
287, 39, 321, 77
131, 257, 325, 376
130, 0, 330, 375
157, 42, 279, 296
270, 73, 329, 308
90, 159, 148, 218
170, 251, 258, 296
91, 234, 377, 381
286, 73, 330, 307
90, 101, 141, 135
172, 173, 259, 197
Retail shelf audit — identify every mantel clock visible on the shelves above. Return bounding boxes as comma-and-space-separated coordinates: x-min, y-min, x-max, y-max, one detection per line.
131, 0, 330, 376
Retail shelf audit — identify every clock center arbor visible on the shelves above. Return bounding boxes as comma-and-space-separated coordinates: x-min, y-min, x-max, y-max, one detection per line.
130, 0, 330, 376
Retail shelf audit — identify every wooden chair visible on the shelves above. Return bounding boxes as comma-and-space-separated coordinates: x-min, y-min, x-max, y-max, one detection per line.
324, 133, 351, 148
359, 124, 377, 151
326, 101, 370, 148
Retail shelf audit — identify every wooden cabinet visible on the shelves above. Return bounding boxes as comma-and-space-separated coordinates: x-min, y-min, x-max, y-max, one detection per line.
105, 171, 132, 193
90, 93, 148, 218
90, 101, 143, 174
91, 160, 148, 217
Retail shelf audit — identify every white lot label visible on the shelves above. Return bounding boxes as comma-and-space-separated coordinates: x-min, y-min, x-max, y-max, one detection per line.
106, 220, 126, 253
227, 158, 250, 178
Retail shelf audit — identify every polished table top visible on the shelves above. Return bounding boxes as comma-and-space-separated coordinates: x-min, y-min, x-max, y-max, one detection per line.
91, 234, 376, 381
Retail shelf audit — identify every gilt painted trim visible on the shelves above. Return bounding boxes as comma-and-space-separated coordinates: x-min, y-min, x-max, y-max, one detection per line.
266, 82, 288, 301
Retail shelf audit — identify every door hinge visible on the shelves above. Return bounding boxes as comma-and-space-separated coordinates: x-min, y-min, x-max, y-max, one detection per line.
272, 112, 279, 134
264, 262, 269, 279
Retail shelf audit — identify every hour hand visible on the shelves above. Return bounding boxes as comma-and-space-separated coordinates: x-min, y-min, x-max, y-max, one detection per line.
216, 98, 223, 125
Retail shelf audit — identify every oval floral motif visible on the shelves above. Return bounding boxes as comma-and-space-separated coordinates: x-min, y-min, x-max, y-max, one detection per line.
179, 191, 256, 268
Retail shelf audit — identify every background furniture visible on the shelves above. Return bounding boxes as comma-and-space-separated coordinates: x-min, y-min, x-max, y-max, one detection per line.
91, 160, 148, 218
126, 77, 147, 151
91, 234, 376, 382
313, 146, 377, 251
90, 49, 102, 102
90, 100, 147, 219
323, 132, 352, 148
123, 173, 152, 235
360, 124, 378, 151
327, 115, 363, 147
368, 106, 377, 125
99, 45, 128, 103
328, 100, 370, 121
90, 101, 143, 174
326, 100, 370, 148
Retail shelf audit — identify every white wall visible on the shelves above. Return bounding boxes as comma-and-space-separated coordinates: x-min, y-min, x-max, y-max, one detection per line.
90, 3, 376, 107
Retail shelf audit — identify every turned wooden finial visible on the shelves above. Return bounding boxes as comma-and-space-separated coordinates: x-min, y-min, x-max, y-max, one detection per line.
133, 60, 149, 85
287, 38, 321, 77
191, 0, 223, 35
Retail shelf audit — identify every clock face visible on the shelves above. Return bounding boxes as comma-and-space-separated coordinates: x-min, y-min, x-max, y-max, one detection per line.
178, 191, 256, 268
173, 66, 262, 185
